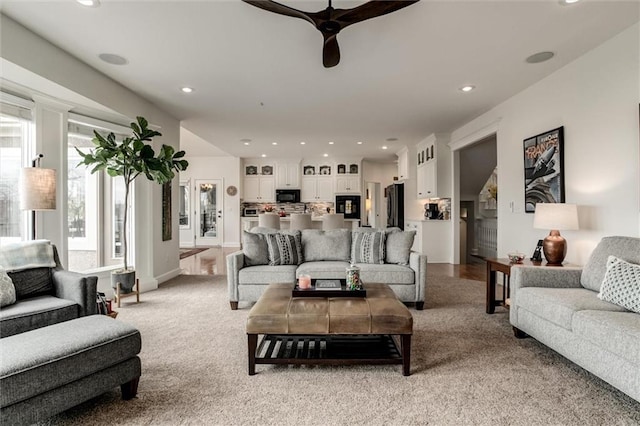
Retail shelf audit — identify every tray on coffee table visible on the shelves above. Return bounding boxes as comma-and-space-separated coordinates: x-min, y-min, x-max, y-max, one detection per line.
292, 279, 366, 298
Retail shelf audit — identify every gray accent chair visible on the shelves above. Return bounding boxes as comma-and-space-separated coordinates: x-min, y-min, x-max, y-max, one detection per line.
227, 228, 427, 310
0, 245, 98, 338
510, 236, 640, 403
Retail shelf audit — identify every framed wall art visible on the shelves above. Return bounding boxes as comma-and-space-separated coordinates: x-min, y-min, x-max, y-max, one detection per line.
523, 126, 565, 213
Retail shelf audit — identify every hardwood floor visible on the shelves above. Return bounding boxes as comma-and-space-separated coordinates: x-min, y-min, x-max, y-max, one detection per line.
180, 247, 486, 282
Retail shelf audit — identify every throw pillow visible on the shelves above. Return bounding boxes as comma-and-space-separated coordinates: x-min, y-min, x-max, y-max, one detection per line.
597, 255, 640, 314
242, 231, 270, 266
266, 231, 303, 266
0, 268, 16, 307
351, 230, 386, 264
301, 229, 352, 262
385, 230, 416, 265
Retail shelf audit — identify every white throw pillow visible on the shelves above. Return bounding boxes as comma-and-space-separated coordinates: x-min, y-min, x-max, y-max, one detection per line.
0, 268, 17, 307
597, 255, 640, 314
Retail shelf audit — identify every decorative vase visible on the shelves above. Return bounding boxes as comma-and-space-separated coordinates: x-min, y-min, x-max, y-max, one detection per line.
111, 270, 136, 294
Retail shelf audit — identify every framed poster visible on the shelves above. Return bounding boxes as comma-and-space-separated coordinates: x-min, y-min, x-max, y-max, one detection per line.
523, 126, 565, 213
162, 181, 172, 241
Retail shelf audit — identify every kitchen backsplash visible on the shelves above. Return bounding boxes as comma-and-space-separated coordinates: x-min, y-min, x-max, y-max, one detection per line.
242, 202, 335, 216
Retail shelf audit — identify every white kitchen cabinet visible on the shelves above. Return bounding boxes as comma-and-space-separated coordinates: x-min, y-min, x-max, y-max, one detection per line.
301, 176, 333, 202
335, 176, 361, 193
244, 159, 275, 177
405, 219, 452, 263
396, 147, 409, 181
415, 135, 451, 199
243, 176, 275, 202
276, 161, 300, 188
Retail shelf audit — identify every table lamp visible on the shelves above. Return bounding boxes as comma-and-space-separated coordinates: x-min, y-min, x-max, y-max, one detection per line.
533, 203, 578, 265
20, 154, 57, 240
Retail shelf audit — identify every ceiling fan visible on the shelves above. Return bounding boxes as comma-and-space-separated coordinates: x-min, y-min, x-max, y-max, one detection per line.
242, 0, 420, 68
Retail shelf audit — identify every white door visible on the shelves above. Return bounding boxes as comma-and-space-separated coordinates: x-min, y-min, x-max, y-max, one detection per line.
195, 179, 223, 246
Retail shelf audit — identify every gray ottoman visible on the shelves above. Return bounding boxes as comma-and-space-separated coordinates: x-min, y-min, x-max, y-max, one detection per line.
0, 315, 141, 425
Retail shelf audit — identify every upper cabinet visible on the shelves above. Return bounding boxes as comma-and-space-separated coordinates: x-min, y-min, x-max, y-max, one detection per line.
335, 159, 361, 193
243, 158, 276, 202
244, 159, 275, 177
396, 147, 409, 181
416, 135, 451, 199
276, 161, 300, 188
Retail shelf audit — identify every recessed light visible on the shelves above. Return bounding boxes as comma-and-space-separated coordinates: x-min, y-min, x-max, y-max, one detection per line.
98, 53, 127, 65
181, 87, 194, 93
526, 51, 555, 64
357, 141, 363, 145
323, 153, 329, 157
300, 142, 306, 145
459, 85, 475, 92
261, 154, 266, 158
76, 0, 100, 7
243, 142, 250, 146
329, 141, 334, 145
382, 146, 388, 150
272, 142, 278, 145
560, 0, 580, 4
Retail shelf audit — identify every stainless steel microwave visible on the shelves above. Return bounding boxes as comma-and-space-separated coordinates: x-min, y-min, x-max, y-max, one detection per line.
276, 189, 300, 203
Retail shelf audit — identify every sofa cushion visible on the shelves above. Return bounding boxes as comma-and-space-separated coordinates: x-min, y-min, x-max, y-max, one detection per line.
0, 268, 16, 307
357, 263, 415, 284
296, 261, 350, 279
266, 231, 303, 266
385, 230, 416, 265
8, 268, 53, 300
0, 295, 78, 338
351, 230, 386, 264
598, 256, 640, 314
238, 265, 297, 285
242, 231, 269, 266
581, 236, 640, 292
515, 287, 627, 331
301, 229, 351, 262
572, 310, 640, 366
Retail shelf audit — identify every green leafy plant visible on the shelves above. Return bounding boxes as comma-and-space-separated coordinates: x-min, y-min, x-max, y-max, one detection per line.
76, 116, 188, 271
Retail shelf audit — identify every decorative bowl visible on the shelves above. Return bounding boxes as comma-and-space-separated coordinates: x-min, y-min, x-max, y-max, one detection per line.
507, 252, 525, 263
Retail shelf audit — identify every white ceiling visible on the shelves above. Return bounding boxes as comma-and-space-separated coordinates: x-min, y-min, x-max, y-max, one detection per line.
1, 1, 638, 161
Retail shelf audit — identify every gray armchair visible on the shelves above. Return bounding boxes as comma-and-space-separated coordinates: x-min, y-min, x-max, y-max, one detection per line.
0, 244, 98, 338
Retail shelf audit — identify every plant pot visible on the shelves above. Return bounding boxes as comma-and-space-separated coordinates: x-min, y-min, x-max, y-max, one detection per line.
111, 269, 136, 294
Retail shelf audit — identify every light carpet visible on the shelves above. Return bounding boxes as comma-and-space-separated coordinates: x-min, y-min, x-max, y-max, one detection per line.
39, 273, 640, 426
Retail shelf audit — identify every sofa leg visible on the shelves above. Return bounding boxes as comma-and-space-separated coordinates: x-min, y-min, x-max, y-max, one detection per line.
230, 301, 238, 310
121, 377, 139, 400
512, 326, 529, 339
415, 302, 424, 311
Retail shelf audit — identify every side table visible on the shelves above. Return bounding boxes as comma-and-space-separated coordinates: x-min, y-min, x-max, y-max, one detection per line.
485, 258, 542, 314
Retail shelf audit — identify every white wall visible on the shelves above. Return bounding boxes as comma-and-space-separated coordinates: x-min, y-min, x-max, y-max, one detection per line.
1, 14, 182, 290
450, 24, 640, 265
179, 156, 241, 247
363, 161, 398, 226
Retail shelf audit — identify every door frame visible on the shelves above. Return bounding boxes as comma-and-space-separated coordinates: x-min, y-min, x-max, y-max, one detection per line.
194, 178, 224, 246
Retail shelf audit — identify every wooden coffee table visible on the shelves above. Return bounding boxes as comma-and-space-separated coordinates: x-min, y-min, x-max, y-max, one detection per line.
246, 283, 414, 376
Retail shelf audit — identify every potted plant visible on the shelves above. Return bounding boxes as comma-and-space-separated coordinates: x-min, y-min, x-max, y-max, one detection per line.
76, 116, 188, 293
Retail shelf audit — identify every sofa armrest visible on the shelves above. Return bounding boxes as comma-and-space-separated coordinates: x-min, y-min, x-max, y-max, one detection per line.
52, 270, 98, 316
511, 265, 583, 291
226, 250, 245, 303
409, 251, 427, 303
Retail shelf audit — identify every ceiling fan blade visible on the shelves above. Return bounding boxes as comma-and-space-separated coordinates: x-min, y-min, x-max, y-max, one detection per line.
242, 0, 315, 26
333, 1, 420, 29
322, 33, 340, 68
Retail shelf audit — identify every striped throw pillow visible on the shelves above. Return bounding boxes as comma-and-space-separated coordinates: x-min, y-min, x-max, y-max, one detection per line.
266, 232, 303, 266
351, 231, 386, 264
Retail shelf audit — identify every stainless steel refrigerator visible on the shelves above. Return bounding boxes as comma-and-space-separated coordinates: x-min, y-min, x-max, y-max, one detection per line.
385, 183, 404, 228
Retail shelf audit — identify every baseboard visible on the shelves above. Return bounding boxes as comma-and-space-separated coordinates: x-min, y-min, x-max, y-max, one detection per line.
155, 268, 182, 285
223, 242, 240, 248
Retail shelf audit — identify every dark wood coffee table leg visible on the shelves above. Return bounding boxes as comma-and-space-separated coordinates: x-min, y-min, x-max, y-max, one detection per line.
401, 334, 411, 376
248, 334, 257, 375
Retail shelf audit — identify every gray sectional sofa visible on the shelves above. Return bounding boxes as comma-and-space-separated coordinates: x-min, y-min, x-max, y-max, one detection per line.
227, 227, 427, 310
510, 236, 640, 403
0, 244, 97, 338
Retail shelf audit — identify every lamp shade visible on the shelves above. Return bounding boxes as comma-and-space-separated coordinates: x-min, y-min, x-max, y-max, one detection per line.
20, 167, 57, 211
533, 203, 578, 231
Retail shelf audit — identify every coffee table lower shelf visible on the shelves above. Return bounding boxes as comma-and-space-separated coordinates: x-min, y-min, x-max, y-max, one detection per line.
247, 334, 411, 376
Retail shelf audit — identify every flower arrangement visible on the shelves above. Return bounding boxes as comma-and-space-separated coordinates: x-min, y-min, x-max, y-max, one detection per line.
263, 205, 274, 212
487, 184, 498, 201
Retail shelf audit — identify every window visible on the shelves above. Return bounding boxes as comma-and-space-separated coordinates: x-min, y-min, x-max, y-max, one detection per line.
0, 107, 34, 245
67, 117, 129, 272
